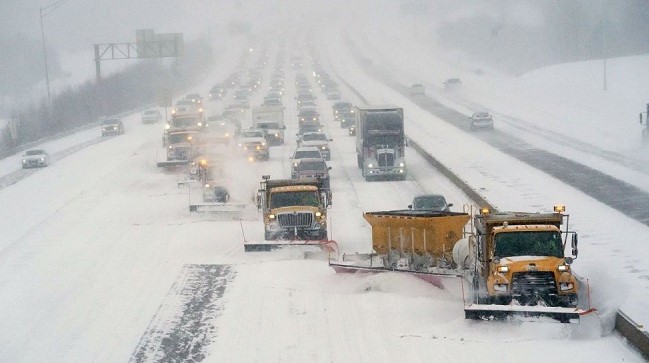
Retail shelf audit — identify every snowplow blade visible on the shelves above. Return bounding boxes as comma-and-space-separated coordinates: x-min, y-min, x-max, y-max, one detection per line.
189, 203, 245, 214
329, 262, 461, 289
244, 239, 339, 255
464, 303, 587, 323
157, 160, 189, 168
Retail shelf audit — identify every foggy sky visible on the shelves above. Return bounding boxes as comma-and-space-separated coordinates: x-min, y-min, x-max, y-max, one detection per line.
2, 0, 649, 115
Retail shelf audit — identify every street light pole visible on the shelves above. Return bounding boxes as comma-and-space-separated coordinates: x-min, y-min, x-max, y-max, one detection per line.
40, 6, 51, 105
39, 0, 67, 106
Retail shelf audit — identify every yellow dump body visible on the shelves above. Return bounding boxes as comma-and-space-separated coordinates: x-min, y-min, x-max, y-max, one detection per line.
364, 211, 471, 257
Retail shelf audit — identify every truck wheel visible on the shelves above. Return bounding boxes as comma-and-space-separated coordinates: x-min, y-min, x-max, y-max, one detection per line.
357, 155, 363, 169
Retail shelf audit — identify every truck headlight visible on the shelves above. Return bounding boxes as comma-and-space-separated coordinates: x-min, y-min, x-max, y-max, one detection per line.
315, 212, 322, 217
497, 266, 509, 273
557, 264, 570, 272
367, 163, 374, 168
559, 282, 574, 291
321, 146, 326, 150
493, 284, 508, 292
22, 159, 26, 163
399, 162, 405, 167
268, 214, 275, 219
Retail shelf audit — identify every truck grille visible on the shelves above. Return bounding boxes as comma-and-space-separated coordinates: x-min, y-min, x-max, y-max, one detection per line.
511, 271, 558, 305
377, 151, 394, 167
277, 212, 313, 228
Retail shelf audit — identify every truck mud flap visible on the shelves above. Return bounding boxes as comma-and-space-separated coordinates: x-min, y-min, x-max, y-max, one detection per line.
463, 303, 588, 323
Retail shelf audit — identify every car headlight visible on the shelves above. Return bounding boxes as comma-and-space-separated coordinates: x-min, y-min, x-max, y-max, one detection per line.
497, 265, 509, 273
321, 146, 326, 150
22, 159, 26, 163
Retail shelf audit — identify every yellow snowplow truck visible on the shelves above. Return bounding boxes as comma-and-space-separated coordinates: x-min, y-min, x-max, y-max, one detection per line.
244, 175, 336, 253
465, 205, 584, 323
330, 205, 593, 323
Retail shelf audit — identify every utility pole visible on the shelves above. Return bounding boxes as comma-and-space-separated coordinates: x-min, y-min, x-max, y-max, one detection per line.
39, 1, 67, 106
40, 6, 51, 105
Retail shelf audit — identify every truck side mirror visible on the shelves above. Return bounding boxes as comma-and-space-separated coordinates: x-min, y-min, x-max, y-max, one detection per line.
571, 234, 578, 258
640, 113, 644, 124
408, 204, 413, 209
327, 166, 332, 170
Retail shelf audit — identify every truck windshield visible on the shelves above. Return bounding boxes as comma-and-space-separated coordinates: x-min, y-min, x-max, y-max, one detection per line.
270, 191, 319, 208
168, 133, 193, 144
297, 161, 326, 171
258, 122, 279, 129
365, 112, 402, 132
302, 133, 326, 141
493, 231, 564, 258
172, 116, 201, 128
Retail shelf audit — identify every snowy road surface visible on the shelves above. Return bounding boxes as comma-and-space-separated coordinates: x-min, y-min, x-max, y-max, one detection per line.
0, 33, 646, 363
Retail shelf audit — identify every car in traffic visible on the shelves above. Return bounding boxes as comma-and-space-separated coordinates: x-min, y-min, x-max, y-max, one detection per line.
298, 107, 319, 124
185, 93, 203, 105
290, 146, 324, 177
332, 101, 353, 121
443, 78, 461, 89
468, 112, 494, 130
410, 83, 425, 96
297, 132, 332, 160
339, 112, 355, 128
208, 84, 225, 100
292, 158, 331, 189
21, 149, 50, 168
348, 122, 357, 136
238, 129, 269, 161
141, 109, 161, 124
408, 194, 453, 212
101, 118, 124, 136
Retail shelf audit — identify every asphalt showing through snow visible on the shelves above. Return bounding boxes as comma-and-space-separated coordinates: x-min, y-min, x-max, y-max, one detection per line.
129, 264, 235, 363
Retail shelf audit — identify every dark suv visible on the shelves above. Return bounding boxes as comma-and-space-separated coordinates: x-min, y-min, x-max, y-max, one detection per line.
293, 158, 331, 189
408, 194, 453, 212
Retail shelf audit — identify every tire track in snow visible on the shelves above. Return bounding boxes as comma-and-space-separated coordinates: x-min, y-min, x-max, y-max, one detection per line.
129, 264, 235, 363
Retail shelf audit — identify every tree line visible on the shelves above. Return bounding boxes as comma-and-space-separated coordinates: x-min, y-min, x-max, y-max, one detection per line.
0, 37, 214, 157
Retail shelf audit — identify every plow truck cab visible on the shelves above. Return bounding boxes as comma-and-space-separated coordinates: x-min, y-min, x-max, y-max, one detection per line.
465, 205, 584, 323
245, 175, 334, 252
